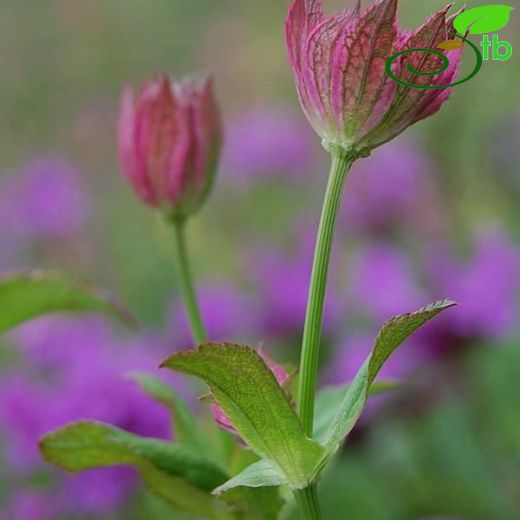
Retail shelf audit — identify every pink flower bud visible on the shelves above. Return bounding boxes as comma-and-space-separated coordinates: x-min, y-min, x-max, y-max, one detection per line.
285, 0, 463, 156
117, 74, 222, 220
211, 349, 290, 440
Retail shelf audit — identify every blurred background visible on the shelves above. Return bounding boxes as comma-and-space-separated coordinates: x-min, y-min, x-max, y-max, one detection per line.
0, 0, 519, 518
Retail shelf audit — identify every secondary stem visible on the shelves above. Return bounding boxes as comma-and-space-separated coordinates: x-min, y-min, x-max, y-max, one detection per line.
297, 150, 354, 436
293, 484, 323, 520
172, 219, 207, 344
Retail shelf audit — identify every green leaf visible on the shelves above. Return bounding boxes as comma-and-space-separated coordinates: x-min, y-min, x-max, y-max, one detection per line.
453, 5, 514, 35
0, 271, 136, 333
214, 461, 285, 520
128, 372, 212, 458
219, 484, 284, 520
161, 343, 325, 489
313, 380, 399, 441
135, 465, 233, 520
321, 300, 455, 454
40, 421, 228, 492
213, 460, 286, 495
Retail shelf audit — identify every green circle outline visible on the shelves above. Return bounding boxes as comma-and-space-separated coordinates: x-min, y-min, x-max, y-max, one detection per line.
385, 33, 483, 90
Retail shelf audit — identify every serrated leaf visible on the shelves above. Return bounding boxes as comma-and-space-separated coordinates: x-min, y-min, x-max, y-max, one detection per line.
453, 5, 514, 35
313, 380, 399, 441
40, 421, 228, 492
161, 343, 325, 489
214, 460, 286, 495
128, 372, 212, 458
321, 300, 455, 454
0, 271, 136, 333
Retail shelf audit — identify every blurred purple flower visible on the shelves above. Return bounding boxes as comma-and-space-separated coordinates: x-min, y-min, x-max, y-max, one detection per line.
7, 490, 57, 520
250, 231, 343, 339
348, 242, 425, 322
326, 332, 420, 386
0, 158, 89, 240
0, 375, 52, 473
59, 467, 136, 516
221, 107, 317, 185
341, 139, 439, 234
324, 331, 422, 426
169, 281, 261, 348
426, 230, 520, 343
0, 316, 180, 515
14, 315, 113, 373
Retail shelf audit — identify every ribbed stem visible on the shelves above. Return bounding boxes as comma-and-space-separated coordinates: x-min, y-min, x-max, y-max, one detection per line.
297, 151, 354, 436
172, 220, 207, 344
293, 484, 323, 520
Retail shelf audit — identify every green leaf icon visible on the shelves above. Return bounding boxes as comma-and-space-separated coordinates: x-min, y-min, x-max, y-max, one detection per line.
453, 5, 514, 35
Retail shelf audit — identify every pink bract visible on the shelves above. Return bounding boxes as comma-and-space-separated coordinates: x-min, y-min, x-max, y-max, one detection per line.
118, 74, 222, 219
285, 0, 462, 155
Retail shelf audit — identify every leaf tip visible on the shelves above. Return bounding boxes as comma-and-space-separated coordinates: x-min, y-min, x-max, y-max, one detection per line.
435, 298, 457, 309
159, 351, 185, 369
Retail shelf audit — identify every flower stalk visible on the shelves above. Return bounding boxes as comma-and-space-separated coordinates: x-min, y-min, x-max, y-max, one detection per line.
172, 219, 207, 344
297, 149, 355, 436
294, 485, 323, 520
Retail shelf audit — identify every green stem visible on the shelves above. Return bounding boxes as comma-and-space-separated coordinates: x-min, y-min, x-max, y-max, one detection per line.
297, 150, 354, 436
172, 219, 207, 344
293, 484, 323, 520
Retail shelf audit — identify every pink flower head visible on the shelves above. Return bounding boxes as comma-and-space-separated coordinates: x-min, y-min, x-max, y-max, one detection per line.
211, 348, 289, 439
285, 0, 462, 155
118, 74, 222, 220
